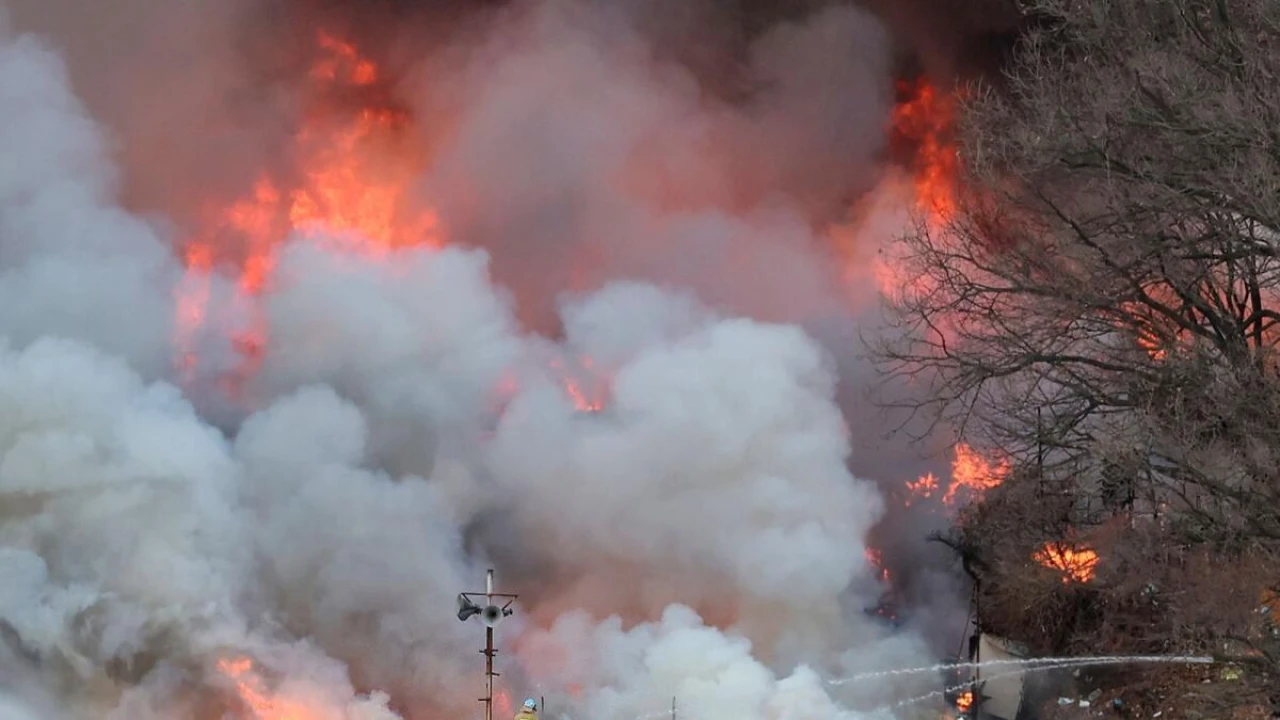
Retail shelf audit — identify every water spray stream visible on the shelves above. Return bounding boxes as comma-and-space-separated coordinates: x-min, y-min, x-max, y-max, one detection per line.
867, 655, 1215, 714
826, 654, 1215, 686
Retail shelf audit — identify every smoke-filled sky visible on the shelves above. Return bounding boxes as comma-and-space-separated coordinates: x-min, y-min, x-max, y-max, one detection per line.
0, 0, 1000, 718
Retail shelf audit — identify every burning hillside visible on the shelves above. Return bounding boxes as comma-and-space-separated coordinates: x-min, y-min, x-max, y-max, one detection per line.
0, 0, 1007, 718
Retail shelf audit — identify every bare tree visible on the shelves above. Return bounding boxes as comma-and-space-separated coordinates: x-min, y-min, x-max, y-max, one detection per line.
878, 0, 1280, 531
876, 0, 1280, 712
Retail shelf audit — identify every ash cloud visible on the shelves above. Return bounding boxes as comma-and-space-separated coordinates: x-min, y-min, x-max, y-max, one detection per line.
0, 0, 984, 719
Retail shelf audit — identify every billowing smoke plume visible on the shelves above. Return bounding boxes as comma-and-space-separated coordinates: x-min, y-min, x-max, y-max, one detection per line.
0, 0, 984, 718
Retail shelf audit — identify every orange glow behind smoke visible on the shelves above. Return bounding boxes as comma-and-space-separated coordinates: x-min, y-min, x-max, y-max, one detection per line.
865, 547, 891, 584
1033, 542, 1099, 584
494, 688, 514, 720
175, 244, 215, 375
174, 30, 441, 392
217, 656, 320, 720
550, 356, 609, 413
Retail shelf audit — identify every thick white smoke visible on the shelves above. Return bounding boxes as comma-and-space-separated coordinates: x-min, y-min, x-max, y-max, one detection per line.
0, 25, 180, 378
397, 4, 967, 647
0, 2, 955, 720
412, 0, 894, 330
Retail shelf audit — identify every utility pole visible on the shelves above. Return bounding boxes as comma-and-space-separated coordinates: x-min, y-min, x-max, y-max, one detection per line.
457, 569, 519, 720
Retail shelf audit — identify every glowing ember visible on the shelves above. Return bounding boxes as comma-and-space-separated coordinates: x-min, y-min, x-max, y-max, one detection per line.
904, 472, 939, 506
942, 443, 1009, 506
174, 29, 441, 391
1033, 542, 1099, 584
865, 547, 891, 584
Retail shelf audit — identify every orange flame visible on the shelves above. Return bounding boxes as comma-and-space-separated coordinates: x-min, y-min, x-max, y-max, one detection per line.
904, 472, 939, 506
1033, 542, 1099, 584
891, 77, 959, 225
942, 443, 1009, 506
955, 689, 974, 713
216, 656, 319, 720
864, 76, 961, 305
174, 30, 441, 393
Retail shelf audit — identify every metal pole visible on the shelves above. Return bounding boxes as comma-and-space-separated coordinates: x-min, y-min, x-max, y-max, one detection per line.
671, 696, 676, 720
485, 569, 495, 720
485, 626, 495, 720
458, 569, 517, 720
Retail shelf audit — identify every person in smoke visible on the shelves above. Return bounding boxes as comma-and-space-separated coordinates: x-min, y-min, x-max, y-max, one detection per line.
515, 698, 538, 720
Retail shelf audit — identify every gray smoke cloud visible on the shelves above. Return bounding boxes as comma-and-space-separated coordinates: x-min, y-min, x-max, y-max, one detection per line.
0, 1, 970, 719
411, 0, 893, 328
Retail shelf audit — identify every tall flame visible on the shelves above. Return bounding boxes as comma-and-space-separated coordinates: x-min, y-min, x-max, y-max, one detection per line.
891, 77, 959, 225
887, 80, 997, 515
867, 76, 962, 306
174, 30, 441, 394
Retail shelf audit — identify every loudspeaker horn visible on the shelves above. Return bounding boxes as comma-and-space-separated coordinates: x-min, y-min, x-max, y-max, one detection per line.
480, 604, 513, 628
457, 593, 482, 622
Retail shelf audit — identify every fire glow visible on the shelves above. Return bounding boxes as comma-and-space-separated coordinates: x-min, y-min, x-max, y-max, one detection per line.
1033, 542, 1099, 584
217, 656, 320, 720
549, 355, 609, 413
891, 77, 959, 226
955, 689, 974, 714
865, 547, 891, 584
943, 443, 1010, 506
174, 29, 441, 392
901, 443, 1010, 509
165, 31, 971, 708
869, 76, 961, 304
0, 5, 1065, 720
